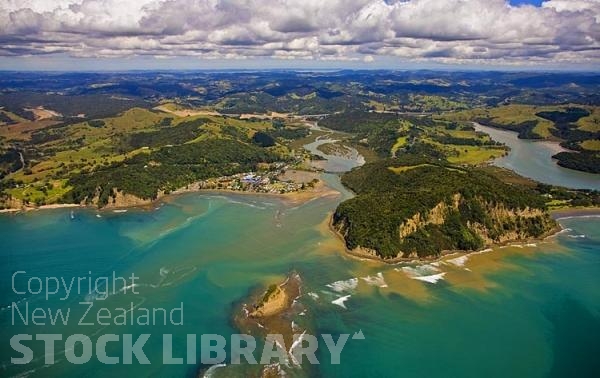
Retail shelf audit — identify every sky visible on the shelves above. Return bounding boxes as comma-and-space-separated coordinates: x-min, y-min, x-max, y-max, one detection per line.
509, 0, 544, 6
0, 0, 599, 71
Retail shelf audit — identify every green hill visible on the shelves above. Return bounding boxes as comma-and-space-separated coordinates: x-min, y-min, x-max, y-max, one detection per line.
333, 157, 557, 259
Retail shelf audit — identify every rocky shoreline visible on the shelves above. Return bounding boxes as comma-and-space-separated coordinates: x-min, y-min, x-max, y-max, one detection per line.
223, 272, 307, 378
233, 272, 304, 345
327, 208, 598, 265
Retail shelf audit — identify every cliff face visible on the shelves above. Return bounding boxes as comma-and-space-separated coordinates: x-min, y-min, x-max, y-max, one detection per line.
398, 193, 555, 248
333, 193, 556, 259
333, 161, 558, 259
398, 193, 462, 238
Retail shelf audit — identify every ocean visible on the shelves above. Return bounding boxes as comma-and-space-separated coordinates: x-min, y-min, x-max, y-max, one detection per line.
1, 174, 599, 377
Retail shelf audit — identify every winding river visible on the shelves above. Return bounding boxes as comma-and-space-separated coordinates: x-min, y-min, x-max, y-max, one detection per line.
303, 136, 364, 173
474, 123, 600, 190
1, 127, 599, 378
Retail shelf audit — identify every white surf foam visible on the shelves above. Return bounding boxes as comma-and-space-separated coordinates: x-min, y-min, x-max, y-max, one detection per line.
410, 272, 446, 283
555, 215, 600, 221
289, 331, 307, 366
399, 264, 446, 283
326, 278, 358, 293
331, 295, 351, 309
224, 198, 267, 210
446, 255, 469, 267
203, 363, 226, 378
360, 272, 387, 288
400, 264, 441, 277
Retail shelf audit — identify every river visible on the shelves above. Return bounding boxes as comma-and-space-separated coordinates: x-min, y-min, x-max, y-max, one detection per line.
474, 123, 600, 190
1, 134, 599, 378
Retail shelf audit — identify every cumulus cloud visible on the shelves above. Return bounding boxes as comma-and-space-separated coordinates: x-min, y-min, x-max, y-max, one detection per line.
0, 0, 598, 65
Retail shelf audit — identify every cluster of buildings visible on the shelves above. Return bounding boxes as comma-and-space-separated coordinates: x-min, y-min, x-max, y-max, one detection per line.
198, 166, 306, 194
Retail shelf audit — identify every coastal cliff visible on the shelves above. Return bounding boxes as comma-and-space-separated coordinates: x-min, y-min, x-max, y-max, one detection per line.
332, 159, 558, 259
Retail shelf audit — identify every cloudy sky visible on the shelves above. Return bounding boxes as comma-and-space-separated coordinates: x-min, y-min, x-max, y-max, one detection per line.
0, 0, 599, 70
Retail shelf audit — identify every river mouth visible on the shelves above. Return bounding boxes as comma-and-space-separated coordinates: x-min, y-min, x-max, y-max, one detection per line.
474, 123, 600, 191
3, 124, 599, 378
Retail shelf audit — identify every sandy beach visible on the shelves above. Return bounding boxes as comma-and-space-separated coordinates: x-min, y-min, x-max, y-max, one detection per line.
0, 173, 340, 215
550, 206, 600, 219
0, 203, 82, 214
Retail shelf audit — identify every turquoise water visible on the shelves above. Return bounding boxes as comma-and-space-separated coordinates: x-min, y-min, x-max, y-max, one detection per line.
1, 180, 599, 377
473, 123, 600, 190
314, 216, 600, 377
1, 136, 599, 377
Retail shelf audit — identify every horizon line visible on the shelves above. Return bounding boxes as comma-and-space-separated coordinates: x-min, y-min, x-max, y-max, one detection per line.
1, 67, 599, 74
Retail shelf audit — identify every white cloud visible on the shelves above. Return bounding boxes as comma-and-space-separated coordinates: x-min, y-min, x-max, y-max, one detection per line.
0, 0, 598, 66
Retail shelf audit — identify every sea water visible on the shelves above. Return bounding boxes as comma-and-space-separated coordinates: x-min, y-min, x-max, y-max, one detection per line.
0, 183, 598, 377
1, 135, 599, 377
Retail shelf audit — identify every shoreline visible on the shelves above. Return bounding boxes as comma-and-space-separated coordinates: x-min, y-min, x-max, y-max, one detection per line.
0, 203, 82, 214
327, 209, 597, 266
549, 206, 600, 219
471, 121, 594, 182
0, 177, 340, 215
233, 272, 304, 347
169, 175, 339, 206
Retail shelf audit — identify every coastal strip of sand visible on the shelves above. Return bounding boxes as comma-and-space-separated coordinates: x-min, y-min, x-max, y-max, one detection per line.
0, 203, 81, 214
550, 206, 600, 220
0, 172, 340, 215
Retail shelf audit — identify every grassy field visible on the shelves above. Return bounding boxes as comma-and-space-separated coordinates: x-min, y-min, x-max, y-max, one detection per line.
2, 105, 302, 207
417, 123, 508, 165
577, 107, 600, 132
0, 109, 28, 124
0, 119, 61, 140
442, 104, 600, 139
388, 163, 433, 174
442, 104, 556, 137
408, 95, 468, 112
445, 145, 507, 164
391, 136, 408, 155
580, 140, 600, 151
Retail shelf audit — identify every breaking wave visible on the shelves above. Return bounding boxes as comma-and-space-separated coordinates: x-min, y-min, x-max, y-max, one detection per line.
326, 278, 358, 293
331, 295, 351, 309
398, 264, 446, 284
360, 272, 387, 288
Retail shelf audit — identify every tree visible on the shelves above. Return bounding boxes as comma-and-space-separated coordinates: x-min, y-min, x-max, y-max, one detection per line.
252, 132, 276, 147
